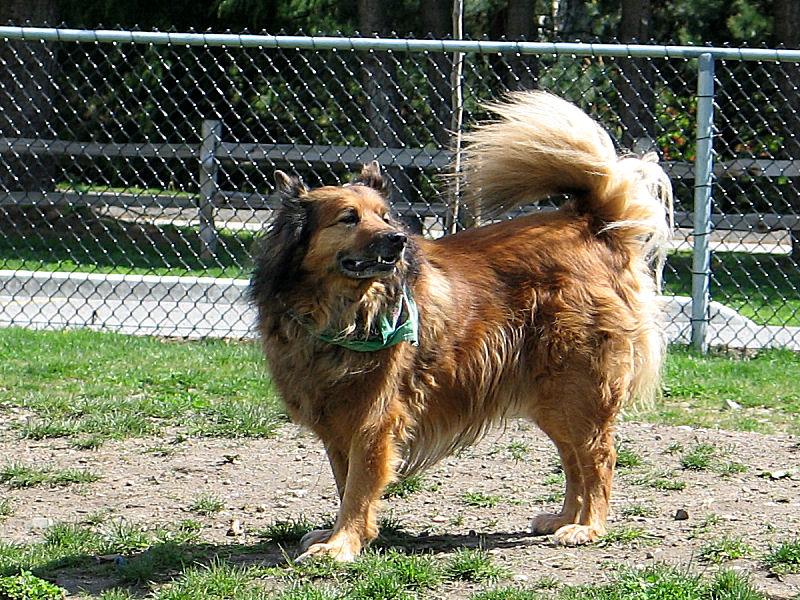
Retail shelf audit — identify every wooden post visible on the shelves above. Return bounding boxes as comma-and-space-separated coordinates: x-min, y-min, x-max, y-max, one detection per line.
199, 119, 221, 260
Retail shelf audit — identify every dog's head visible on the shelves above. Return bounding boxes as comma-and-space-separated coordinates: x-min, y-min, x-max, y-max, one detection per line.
251, 162, 413, 303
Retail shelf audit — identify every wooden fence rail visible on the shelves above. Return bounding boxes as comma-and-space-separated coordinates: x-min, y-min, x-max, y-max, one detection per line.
2, 119, 799, 258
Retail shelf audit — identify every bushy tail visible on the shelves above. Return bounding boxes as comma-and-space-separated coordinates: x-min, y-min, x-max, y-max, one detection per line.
460, 91, 673, 265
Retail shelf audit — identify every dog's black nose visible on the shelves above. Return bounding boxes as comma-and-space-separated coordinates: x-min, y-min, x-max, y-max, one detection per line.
386, 231, 407, 250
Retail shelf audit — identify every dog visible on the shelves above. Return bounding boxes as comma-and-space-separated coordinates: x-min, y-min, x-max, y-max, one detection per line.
250, 91, 672, 562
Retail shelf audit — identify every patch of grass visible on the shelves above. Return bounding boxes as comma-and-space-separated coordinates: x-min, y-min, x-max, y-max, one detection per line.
596, 527, 660, 548
679, 442, 747, 475
636, 346, 800, 436
0, 463, 102, 488
0, 569, 66, 600
150, 560, 262, 600
348, 549, 444, 595
559, 564, 765, 600
764, 539, 800, 574
620, 502, 658, 519
635, 470, 687, 491
69, 435, 107, 450
699, 536, 753, 563
470, 587, 541, 599
188, 494, 225, 516
615, 444, 645, 469
462, 491, 501, 508
505, 440, 533, 462
444, 548, 509, 583
384, 475, 425, 499
680, 443, 718, 471
664, 251, 800, 327
258, 518, 316, 545
0, 328, 282, 442
0, 206, 253, 279
0, 499, 13, 520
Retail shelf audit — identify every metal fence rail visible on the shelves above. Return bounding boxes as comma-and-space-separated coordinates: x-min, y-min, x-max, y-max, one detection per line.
0, 27, 798, 350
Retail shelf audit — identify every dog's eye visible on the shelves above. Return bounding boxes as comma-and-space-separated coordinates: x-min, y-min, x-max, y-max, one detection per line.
381, 214, 392, 224
338, 210, 359, 226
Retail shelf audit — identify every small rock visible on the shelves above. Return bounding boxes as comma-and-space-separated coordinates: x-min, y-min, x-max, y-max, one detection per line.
431, 515, 448, 523
227, 519, 244, 536
723, 399, 742, 411
29, 517, 54, 530
674, 509, 689, 521
512, 574, 530, 582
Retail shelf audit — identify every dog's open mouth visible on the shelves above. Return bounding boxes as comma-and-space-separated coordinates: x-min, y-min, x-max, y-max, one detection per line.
339, 255, 400, 279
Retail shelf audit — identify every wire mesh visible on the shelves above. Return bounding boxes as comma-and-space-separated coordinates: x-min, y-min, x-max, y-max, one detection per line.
0, 30, 798, 349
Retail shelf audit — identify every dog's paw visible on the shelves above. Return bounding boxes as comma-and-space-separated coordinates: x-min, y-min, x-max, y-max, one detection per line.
552, 523, 603, 546
531, 512, 573, 535
296, 538, 360, 563
299, 529, 334, 552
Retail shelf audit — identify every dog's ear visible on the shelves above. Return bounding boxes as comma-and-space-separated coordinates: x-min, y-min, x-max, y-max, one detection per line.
274, 170, 308, 202
250, 174, 314, 304
351, 161, 388, 195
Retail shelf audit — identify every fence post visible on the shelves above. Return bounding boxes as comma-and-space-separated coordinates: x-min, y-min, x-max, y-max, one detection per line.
691, 53, 715, 353
199, 119, 221, 260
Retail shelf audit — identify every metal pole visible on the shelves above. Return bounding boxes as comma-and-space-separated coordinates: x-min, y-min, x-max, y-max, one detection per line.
691, 53, 715, 353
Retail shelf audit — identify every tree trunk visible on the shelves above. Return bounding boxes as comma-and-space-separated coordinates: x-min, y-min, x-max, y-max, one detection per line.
555, 0, 590, 39
0, 0, 59, 193
772, 0, 800, 258
618, 0, 656, 153
357, 0, 415, 213
503, 0, 537, 90
421, 0, 452, 149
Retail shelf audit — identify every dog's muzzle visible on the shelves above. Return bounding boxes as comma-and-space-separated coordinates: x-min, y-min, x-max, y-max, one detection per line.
339, 231, 407, 279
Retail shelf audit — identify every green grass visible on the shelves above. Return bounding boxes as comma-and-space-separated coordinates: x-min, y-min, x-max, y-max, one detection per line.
664, 251, 800, 327
257, 518, 317, 545
763, 539, 800, 574
596, 527, 660, 548
0, 463, 102, 488
0, 514, 776, 600
0, 205, 254, 279
0, 569, 66, 600
615, 444, 645, 469
0, 328, 282, 442
444, 548, 510, 583
188, 494, 225, 516
680, 443, 718, 471
461, 491, 502, 508
698, 535, 753, 563
558, 564, 765, 600
384, 475, 425, 499
635, 345, 800, 435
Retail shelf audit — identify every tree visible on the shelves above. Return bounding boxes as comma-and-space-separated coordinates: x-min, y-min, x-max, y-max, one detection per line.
772, 0, 800, 258
0, 0, 59, 195
421, 0, 452, 148
357, 0, 416, 211
617, 0, 656, 153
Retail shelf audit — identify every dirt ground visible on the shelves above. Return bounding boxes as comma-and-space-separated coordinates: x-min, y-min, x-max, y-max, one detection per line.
1, 420, 799, 598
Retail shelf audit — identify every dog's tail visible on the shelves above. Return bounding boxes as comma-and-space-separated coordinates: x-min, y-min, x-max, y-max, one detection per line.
460, 91, 673, 265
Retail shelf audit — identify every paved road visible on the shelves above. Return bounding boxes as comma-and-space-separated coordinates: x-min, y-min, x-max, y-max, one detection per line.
1, 270, 798, 350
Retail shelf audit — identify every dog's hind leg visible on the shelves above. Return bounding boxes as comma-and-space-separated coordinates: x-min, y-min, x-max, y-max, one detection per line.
530, 438, 584, 535
549, 426, 616, 545
527, 377, 619, 545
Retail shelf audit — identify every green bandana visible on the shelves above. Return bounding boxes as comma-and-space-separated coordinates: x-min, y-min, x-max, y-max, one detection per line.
293, 286, 419, 352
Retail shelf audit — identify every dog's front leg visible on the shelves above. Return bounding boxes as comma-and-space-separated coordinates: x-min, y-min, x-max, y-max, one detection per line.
297, 427, 397, 562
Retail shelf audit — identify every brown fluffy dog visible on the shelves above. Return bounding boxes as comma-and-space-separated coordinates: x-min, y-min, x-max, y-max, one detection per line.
250, 91, 672, 561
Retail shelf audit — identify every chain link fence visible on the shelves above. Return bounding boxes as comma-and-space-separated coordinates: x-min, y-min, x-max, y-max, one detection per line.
0, 28, 798, 350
